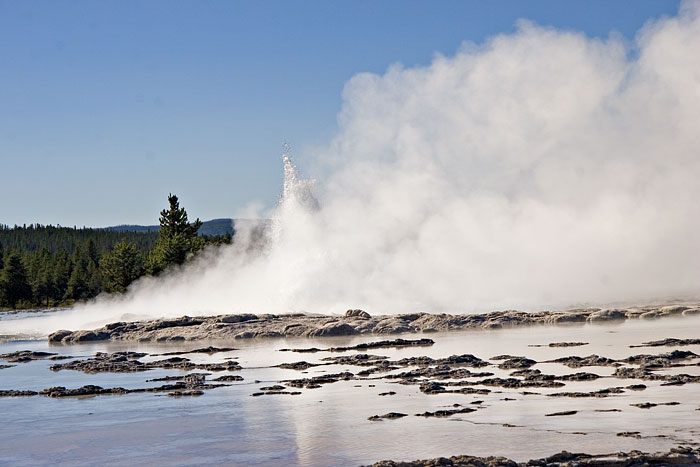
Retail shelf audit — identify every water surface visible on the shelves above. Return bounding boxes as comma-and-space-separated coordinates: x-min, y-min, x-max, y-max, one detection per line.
1, 316, 699, 466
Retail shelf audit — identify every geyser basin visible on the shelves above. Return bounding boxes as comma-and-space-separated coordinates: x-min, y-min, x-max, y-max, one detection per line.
41, 303, 700, 344
1, 314, 699, 466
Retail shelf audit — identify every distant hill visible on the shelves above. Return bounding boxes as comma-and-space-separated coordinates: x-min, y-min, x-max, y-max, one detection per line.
104, 224, 160, 233
104, 218, 268, 237
0, 224, 159, 254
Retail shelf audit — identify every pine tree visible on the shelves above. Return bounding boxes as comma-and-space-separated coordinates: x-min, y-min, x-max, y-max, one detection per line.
100, 240, 144, 293
29, 248, 54, 306
33, 264, 54, 307
65, 242, 93, 300
86, 238, 99, 265
0, 251, 32, 308
86, 261, 102, 297
146, 194, 203, 274
52, 250, 71, 302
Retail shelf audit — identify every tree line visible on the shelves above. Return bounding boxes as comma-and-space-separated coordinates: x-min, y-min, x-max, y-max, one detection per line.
0, 195, 231, 309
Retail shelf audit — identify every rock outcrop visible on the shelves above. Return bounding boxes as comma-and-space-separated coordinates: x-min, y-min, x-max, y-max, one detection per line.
46, 303, 700, 344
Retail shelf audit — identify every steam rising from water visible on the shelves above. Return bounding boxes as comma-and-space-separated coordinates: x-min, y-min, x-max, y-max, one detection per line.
5, 2, 700, 336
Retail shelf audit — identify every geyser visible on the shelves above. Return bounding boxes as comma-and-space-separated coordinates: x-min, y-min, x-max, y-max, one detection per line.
4, 1, 700, 337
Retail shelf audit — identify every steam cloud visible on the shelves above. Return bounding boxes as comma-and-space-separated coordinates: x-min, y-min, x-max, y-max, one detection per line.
6, 2, 700, 336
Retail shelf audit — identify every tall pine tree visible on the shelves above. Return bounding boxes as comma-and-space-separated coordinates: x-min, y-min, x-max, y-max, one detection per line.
100, 239, 144, 293
0, 251, 32, 308
29, 248, 54, 306
146, 194, 203, 274
65, 241, 99, 300
52, 250, 71, 301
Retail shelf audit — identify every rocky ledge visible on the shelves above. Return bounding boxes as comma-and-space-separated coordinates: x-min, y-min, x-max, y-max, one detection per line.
369, 446, 700, 466
48, 304, 700, 344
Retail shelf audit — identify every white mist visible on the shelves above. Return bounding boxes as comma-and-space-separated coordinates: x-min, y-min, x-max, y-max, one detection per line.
4, 1, 700, 337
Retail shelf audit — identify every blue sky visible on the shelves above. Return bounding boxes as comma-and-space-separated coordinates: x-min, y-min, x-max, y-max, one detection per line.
0, 0, 681, 227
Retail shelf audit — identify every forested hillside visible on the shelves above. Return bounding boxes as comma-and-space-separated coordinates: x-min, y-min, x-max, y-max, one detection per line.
0, 224, 159, 253
0, 195, 232, 310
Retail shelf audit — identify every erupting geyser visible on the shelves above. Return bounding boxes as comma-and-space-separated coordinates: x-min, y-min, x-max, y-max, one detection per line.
4, 1, 700, 338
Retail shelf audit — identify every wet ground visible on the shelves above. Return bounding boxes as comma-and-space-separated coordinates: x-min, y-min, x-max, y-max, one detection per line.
1, 315, 699, 466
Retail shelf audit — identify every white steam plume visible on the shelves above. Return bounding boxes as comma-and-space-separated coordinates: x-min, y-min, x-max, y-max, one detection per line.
5, 2, 700, 336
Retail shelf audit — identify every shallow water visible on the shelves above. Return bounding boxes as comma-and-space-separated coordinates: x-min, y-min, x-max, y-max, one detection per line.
1, 315, 699, 466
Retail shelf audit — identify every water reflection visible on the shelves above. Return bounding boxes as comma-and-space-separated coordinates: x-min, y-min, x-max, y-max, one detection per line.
0, 316, 699, 465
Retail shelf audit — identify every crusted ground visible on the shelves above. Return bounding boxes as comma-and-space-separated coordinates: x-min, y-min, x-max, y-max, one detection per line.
47, 304, 700, 344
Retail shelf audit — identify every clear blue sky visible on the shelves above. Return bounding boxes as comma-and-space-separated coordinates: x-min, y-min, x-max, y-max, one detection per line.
0, 0, 681, 227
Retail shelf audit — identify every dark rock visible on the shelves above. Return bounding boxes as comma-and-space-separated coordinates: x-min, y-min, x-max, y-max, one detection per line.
371, 454, 518, 466
387, 365, 491, 381
321, 354, 388, 366
332, 338, 434, 352
276, 361, 321, 370
1, 376, 228, 399
415, 407, 476, 417
157, 346, 236, 356
368, 412, 407, 421
50, 351, 148, 373
622, 350, 698, 367
473, 377, 564, 389
216, 314, 257, 324
49, 351, 240, 374
419, 381, 446, 394
279, 347, 322, 353
545, 410, 577, 417
285, 371, 354, 389
548, 387, 625, 398
0, 350, 57, 363
631, 337, 700, 348
0, 390, 39, 397
145, 316, 204, 331
40, 385, 130, 397
70, 330, 110, 342
48, 330, 73, 343
558, 372, 600, 381
631, 402, 657, 409
167, 390, 204, 397
418, 381, 491, 395
490, 355, 524, 361
498, 357, 536, 369
212, 375, 244, 382
345, 309, 371, 319
549, 354, 617, 368
612, 367, 700, 384
253, 390, 302, 396
357, 366, 400, 377
437, 354, 489, 367
196, 360, 241, 372
307, 322, 358, 337
260, 385, 286, 391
